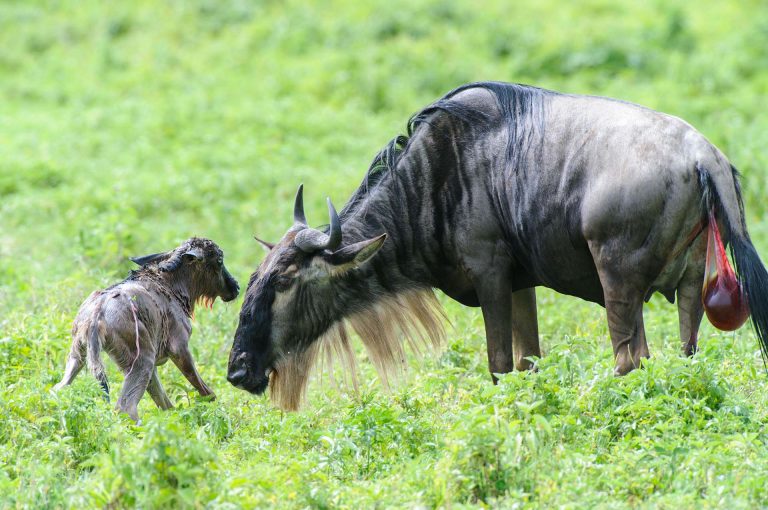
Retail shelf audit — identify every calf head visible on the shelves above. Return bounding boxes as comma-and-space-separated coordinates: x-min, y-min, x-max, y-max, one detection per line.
131, 237, 240, 305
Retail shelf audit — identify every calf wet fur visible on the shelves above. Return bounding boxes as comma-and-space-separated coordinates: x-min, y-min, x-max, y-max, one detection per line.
54, 237, 239, 422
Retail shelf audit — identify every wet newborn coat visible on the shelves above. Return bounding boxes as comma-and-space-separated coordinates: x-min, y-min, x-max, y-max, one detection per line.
54, 237, 239, 421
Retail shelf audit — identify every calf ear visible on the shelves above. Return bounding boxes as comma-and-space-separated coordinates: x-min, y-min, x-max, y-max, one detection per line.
129, 252, 167, 267
327, 234, 387, 273
159, 246, 204, 272
182, 247, 204, 262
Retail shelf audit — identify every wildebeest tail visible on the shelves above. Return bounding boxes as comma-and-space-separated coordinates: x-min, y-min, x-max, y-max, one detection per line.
698, 163, 768, 366
85, 312, 110, 398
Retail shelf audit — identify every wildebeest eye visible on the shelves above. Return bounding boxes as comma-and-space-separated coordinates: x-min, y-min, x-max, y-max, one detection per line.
274, 274, 294, 291
217, 257, 223, 266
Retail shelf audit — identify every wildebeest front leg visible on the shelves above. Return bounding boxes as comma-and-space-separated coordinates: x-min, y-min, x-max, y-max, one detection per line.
170, 348, 215, 399
511, 288, 541, 371
475, 275, 515, 383
146, 367, 173, 410
116, 355, 155, 422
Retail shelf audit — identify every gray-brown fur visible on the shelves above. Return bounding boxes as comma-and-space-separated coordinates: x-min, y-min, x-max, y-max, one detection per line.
54, 237, 239, 421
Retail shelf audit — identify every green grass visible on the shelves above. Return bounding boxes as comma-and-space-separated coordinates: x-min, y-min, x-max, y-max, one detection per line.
2, 0, 768, 507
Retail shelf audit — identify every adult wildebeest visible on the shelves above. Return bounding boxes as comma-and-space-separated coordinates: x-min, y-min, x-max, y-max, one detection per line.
228, 82, 768, 410
54, 237, 239, 421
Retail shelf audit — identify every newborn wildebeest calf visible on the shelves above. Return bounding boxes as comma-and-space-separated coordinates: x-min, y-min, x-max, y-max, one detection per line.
54, 237, 239, 421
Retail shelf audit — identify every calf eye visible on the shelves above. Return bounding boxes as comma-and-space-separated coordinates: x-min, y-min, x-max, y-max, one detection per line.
217, 257, 223, 266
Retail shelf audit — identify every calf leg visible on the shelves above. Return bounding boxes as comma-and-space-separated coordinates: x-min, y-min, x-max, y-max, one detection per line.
116, 355, 155, 422
511, 288, 541, 370
146, 367, 173, 410
170, 348, 215, 399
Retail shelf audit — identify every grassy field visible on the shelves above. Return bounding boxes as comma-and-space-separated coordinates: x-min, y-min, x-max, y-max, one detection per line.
2, 0, 768, 507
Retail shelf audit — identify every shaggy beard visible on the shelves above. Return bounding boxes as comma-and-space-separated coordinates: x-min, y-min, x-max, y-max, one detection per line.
268, 289, 445, 411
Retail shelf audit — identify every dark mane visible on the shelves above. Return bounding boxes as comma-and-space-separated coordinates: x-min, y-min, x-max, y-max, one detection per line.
340, 81, 555, 218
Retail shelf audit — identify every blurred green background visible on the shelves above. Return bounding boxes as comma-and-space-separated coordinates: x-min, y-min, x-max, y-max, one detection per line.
2, 1, 768, 508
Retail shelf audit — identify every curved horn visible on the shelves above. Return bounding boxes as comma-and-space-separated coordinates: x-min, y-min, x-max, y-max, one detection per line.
292, 194, 344, 253
293, 200, 343, 253
293, 184, 306, 226
326, 198, 342, 251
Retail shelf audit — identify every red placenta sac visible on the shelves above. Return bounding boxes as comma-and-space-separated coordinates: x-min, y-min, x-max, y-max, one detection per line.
702, 211, 750, 330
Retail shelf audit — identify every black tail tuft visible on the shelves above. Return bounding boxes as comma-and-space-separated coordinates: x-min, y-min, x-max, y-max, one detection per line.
731, 236, 768, 368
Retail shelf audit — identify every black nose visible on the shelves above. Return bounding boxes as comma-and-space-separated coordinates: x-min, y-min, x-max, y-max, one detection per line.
227, 367, 247, 386
228, 351, 249, 386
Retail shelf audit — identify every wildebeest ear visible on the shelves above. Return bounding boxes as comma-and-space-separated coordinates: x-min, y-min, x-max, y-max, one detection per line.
327, 234, 387, 271
254, 236, 275, 252
129, 252, 167, 267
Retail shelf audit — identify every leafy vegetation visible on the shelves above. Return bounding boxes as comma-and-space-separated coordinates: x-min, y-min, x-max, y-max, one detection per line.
1, 0, 767, 507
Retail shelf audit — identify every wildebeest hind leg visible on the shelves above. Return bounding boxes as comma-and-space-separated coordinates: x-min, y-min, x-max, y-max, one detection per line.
634, 308, 650, 359
590, 240, 652, 375
677, 237, 706, 356
605, 292, 648, 376
677, 271, 704, 357
511, 288, 541, 371
595, 263, 649, 376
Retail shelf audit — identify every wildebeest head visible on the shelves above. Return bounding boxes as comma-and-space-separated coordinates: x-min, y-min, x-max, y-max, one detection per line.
131, 237, 240, 305
227, 185, 391, 409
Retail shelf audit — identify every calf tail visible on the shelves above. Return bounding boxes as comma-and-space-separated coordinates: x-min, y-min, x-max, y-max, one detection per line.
85, 312, 110, 399
698, 163, 768, 367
